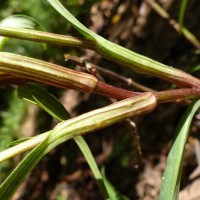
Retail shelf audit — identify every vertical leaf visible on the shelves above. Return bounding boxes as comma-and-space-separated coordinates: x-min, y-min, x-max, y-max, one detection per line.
178, 0, 188, 33
160, 99, 200, 200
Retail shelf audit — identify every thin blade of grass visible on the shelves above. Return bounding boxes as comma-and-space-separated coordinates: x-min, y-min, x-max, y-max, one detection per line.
178, 0, 188, 33
17, 83, 70, 121
7, 137, 33, 147
188, 64, 200, 74
46, 0, 95, 39
74, 136, 109, 199
160, 99, 200, 200
103, 177, 129, 200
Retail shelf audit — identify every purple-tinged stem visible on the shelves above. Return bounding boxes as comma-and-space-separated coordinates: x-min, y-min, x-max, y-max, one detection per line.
94, 81, 140, 100
155, 88, 200, 103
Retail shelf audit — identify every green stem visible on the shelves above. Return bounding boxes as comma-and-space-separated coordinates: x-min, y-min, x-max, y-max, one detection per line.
0, 52, 140, 100
0, 27, 97, 50
0, 133, 48, 162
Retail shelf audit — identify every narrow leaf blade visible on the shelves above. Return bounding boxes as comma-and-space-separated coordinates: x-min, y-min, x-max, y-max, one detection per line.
46, 0, 95, 39
160, 99, 200, 200
178, 0, 188, 33
17, 83, 70, 121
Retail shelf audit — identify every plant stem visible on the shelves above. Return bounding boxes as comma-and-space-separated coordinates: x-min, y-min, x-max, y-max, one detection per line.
0, 27, 200, 88
155, 88, 200, 103
0, 73, 27, 85
0, 93, 157, 199
1, 52, 200, 103
0, 52, 140, 100
65, 54, 156, 92
0, 132, 48, 162
46, 0, 200, 88
0, 27, 97, 50
95, 81, 139, 100
0, 52, 98, 92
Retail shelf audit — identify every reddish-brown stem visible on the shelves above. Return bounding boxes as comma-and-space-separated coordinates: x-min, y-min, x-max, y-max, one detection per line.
95, 84, 200, 103
155, 88, 200, 103
0, 74, 28, 85
1, 74, 200, 103
94, 81, 140, 100
65, 54, 155, 92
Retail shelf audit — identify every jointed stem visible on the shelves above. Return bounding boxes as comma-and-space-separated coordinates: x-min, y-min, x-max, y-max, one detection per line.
0, 26, 200, 88
0, 52, 200, 103
65, 54, 156, 93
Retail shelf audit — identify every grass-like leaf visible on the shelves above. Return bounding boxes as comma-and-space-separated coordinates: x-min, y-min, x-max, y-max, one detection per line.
103, 177, 129, 200
160, 99, 200, 200
188, 64, 200, 74
7, 137, 33, 147
178, 0, 188, 33
46, 0, 95, 40
17, 83, 70, 121
0, 130, 53, 200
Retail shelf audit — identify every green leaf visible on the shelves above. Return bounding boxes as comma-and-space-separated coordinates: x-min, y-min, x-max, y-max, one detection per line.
101, 168, 129, 200
178, 0, 188, 33
46, 0, 96, 40
160, 99, 200, 200
103, 178, 129, 200
188, 64, 200, 74
74, 136, 109, 199
0, 130, 53, 200
17, 83, 70, 121
0, 14, 44, 49
0, 15, 41, 29
7, 137, 33, 147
